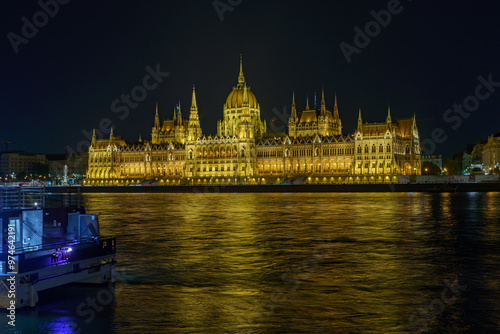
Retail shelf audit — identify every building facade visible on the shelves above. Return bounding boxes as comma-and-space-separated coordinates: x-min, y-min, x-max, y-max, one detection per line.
481, 133, 500, 171
86, 58, 421, 185
1, 151, 46, 178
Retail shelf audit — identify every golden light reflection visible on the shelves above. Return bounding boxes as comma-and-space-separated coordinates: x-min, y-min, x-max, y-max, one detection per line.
79, 192, 500, 333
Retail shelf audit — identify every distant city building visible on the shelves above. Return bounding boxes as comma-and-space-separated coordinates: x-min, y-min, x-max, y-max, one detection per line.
421, 155, 443, 171
461, 145, 474, 171
0, 151, 46, 177
471, 141, 486, 165
86, 57, 421, 185
481, 132, 500, 172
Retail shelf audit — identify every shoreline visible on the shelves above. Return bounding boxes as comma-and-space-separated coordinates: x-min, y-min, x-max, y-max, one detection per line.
45, 182, 500, 194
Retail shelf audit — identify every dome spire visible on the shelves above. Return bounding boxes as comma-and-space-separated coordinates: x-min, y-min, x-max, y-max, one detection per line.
238, 54, 245, 85
305, 95, 310, 110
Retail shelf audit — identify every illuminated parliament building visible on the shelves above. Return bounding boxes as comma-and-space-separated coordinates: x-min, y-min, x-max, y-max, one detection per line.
85, 57, 421, 185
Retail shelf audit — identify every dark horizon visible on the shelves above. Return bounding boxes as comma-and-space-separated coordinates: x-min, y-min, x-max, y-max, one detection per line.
1, 1, 499, 158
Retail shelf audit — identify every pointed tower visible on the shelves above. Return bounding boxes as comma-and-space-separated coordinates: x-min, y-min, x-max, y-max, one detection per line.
357, 108, 363, 133
305, 95, 310, 111
109, 126, 114, 147
91, 128, 96, 147
412, 113, 417, 137
320, 88, 326, 116
238, 54, 245, 87
191, 85, 197, 110
386, 106, 392, 132
177, 102, 182, 126
154, 102, 160, 129
173, 106, 177, 122
333, 93, 340, 120
188, 85, 203, 140
151, 103, 160, 144
288, 91, 297, 138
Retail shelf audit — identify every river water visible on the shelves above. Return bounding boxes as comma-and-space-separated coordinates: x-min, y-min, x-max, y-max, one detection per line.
2, 192, 500, 333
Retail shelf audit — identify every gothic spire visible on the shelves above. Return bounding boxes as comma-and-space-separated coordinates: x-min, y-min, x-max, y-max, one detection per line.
333, 93, 339, 119
357, 108, 362, 133
191, 85, 197, 109
320, 87, 326, 116
238, 54, 245, 85
154, 102, 160, 129
291, 91, 297, 119
306, 95, 310, 110
177, 101, 182, 126
109, 126, 114, 146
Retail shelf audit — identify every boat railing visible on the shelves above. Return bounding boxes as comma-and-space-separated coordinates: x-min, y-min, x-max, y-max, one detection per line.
0, 237, 116, 275
1, 237, 96, 256
0, 186, 46, 211
0, 186, 82, 211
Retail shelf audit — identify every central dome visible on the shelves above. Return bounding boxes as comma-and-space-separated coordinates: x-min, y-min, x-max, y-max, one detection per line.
225, 55, 258, 109
225, 86, 258, 109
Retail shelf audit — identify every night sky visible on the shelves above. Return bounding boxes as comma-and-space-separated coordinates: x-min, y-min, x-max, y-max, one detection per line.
1, 0, 499, 158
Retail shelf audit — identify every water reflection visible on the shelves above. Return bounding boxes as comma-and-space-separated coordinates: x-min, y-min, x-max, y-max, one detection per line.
85, 192, 500, 333
2, 192, 499, 333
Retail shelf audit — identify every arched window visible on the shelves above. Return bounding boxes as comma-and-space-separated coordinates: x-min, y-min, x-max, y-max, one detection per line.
372, 145, 376, 153
357, 146, 362, 154
364, 145, 369, 154
405, 145, 410, 154
379, 145, 383, 153
387, 144, 391, 153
